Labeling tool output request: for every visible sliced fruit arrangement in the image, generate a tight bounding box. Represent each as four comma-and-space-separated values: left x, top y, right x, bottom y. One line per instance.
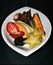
23, 33, 42, 48
6, 9, 46, 49
13, 9, 32, 25
6, 22, 24, 38
16, 21, 34, 34
33, 13, 45, 38
15, 23, 27, 38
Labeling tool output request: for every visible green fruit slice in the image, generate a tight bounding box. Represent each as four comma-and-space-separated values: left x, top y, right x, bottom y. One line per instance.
16, 21, 34, 34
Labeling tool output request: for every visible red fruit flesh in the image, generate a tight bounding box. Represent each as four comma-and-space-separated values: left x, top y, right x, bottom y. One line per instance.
6, 22, 19, 34
10, 31, 24, 38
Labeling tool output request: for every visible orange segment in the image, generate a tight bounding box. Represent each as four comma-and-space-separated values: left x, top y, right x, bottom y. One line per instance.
16, 23, 27, 38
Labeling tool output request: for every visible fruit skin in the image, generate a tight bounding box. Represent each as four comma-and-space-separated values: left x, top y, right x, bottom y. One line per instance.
30, 20, 35, 29
16, 23, 27, 38
14, 36, 26, 46
6, 22, 19, 34
10, 31, 24, 38
16, 21, 34, 34
13, 9, 32, 26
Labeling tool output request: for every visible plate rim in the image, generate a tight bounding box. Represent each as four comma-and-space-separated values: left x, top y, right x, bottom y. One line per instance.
1, 6, 52, 57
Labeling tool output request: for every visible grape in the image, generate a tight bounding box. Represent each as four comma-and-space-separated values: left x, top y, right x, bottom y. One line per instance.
14, 36, 26, 46
13, 9, 32, 26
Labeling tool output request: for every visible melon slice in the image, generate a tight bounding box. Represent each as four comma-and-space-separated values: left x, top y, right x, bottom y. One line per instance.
33, 13, 44, 32
16, 23, 27, 38
16, 21, 34, 34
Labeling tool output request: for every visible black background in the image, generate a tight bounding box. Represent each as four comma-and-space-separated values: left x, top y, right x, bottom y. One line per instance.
0, 0, 53, 64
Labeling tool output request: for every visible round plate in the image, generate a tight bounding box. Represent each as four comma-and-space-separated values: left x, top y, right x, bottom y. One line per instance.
1, 6, 52, 56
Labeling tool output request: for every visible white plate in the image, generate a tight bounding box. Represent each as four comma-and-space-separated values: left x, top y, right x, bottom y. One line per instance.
1, 6, 52, 57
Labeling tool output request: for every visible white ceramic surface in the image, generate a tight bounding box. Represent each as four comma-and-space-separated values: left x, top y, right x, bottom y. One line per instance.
1, 6, 52, 56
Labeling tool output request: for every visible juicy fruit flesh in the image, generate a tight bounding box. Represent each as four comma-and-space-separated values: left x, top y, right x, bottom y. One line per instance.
23, 33, 42, 48
13, 10, 45, 49
16, 21, 34, 34
15, 21, 44, 48
10, 31, 24, 38
6, 22, 19, 34
6, 22, 25, 38
33, 13, 44, 32
16, 23, 27, 38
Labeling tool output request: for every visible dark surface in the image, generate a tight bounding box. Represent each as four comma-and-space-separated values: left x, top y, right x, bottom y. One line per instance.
0, 0, 53, 64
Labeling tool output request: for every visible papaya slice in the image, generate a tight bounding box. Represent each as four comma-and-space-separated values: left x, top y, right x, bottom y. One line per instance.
33, 13, 44, 32
16, 23, 27, 38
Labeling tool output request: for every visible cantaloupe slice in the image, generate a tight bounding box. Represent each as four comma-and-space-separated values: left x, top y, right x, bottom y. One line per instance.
33, 13, 44, 32
33, 13, 45, 38
16, 23, 27, 38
